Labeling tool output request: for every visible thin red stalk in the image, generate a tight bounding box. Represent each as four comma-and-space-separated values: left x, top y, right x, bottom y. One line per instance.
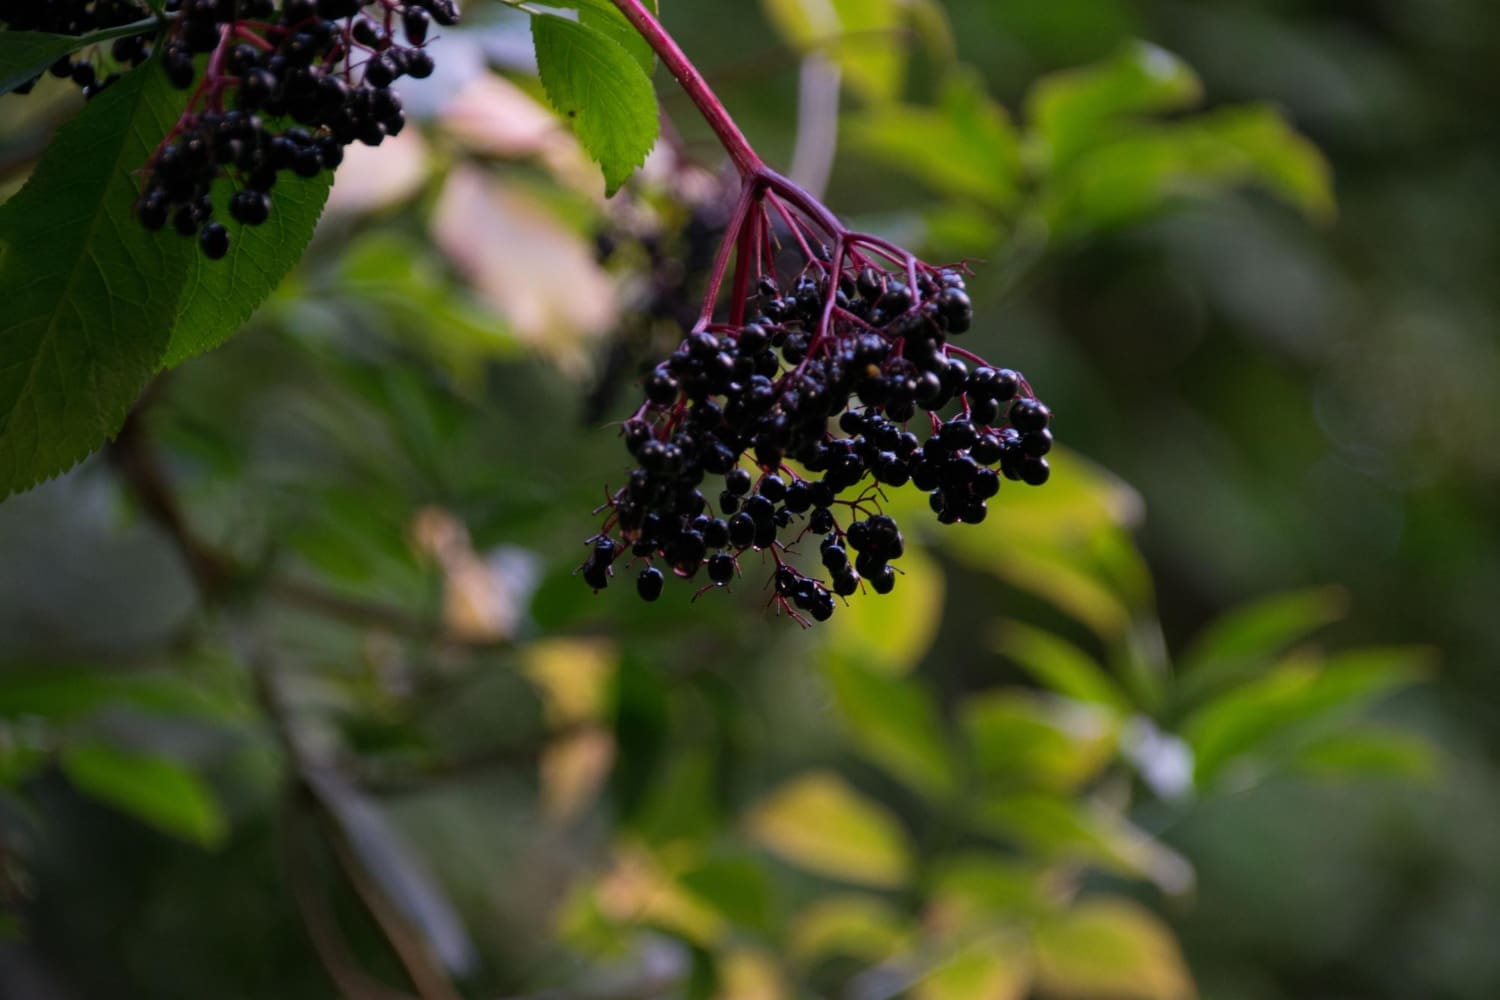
696, 182, 758, 329
607, 0, 763, 177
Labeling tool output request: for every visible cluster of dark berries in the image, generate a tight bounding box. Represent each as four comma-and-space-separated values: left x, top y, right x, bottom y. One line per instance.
131, 0, 456, 259
1, 0, 157, 98
583, 258, 1055, 625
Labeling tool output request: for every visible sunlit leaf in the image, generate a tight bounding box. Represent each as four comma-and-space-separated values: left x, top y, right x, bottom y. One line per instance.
928, 855, 1055, 927
915, 932, 1032, 1000
746, 771, 912, 888
763, 0, 908, 103
978, 792, 1193, 896
821, 652, 955, 798
61, 742, 226, 847
963, 691, 1120, 792
824, 540, 943, 675
787, 895, 908, 966
1033, 899, 1196, 1000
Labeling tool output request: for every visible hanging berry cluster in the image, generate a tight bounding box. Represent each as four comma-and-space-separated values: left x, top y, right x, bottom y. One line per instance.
131, 0, 456, 258
1, 0, 157, 98
583, 168, 1055, 624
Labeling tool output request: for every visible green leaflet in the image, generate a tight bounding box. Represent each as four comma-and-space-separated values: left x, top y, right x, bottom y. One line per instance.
532, 13, 659, 196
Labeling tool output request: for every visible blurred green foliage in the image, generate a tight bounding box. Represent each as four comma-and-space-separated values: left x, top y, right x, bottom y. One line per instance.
1, 0, 1495, 997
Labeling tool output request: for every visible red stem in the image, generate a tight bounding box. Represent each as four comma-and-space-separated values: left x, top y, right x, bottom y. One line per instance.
607, 0, 764, 177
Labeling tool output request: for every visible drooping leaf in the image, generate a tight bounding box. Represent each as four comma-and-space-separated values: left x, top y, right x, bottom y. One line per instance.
531, 13, 659, 196
745, 771, 912, 888
962, 691, 1120, 792
0, 60, 191, 498
0, 21, 158, 97
821, 651, 955, 798
163, 170, 333, 367
1033, 900, 1196, 1000
1176, 585, 1348, 706
61, 742, 226, 846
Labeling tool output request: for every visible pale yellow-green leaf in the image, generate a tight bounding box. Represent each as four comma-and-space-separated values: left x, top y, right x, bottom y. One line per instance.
787, 895, 908, 966
1033, 899, 1196, 1000
915, 931, 1032, 1000
1288, 728, 1441, 782
746, 771, 913, 888
978, 793, 1193, 896
928, 855, 1056, 927
963, 691, 1120, 792
821, 651, 955, 797
824, 539, 944, 675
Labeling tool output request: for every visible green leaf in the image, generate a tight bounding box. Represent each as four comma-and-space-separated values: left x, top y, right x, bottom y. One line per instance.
163, 170, 332, 367
1182, 647, 1433, 788
962, 691, 1119, 792
915, 934, 1032, 1000
787, 895, 908, 966
763, 0, 908, 102
824, 539, 944, 674
61, 741, 226, 846
993, 621, 1130, 710
532, 13, 659, 196
0, 666, 234, 722
848, 70, 1021, 208
0, 60, 191, 498
1025, 41, 1201, 169
821, 651, 954, 798
1041, 105, 1335, 237
0, 21, 159, 97
745, 771, 913, 888
576, 0, 656, 77
1033, 900, 1196, 1000
978, 792, 1193, 896
1176, 586, 1348, 706
1288, 727, 1440, 781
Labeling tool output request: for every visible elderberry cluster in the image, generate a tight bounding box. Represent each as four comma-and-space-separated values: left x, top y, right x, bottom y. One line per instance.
133, 0, 456, 258
583, 261, 1055, 624
1, 0, 157, 98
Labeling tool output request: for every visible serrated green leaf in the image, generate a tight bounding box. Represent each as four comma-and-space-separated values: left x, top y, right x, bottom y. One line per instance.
61, 741, 226, 846
0, 60, 192, 499
163, 170, 332, 367
0, 21, 159, 97
531, 13, 658, 196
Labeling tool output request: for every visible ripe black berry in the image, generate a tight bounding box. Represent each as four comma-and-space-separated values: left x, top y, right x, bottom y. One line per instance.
198, 222, 230, 259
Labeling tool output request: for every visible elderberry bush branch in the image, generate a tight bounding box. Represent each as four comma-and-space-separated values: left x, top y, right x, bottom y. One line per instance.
580, 0, 1056, 625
